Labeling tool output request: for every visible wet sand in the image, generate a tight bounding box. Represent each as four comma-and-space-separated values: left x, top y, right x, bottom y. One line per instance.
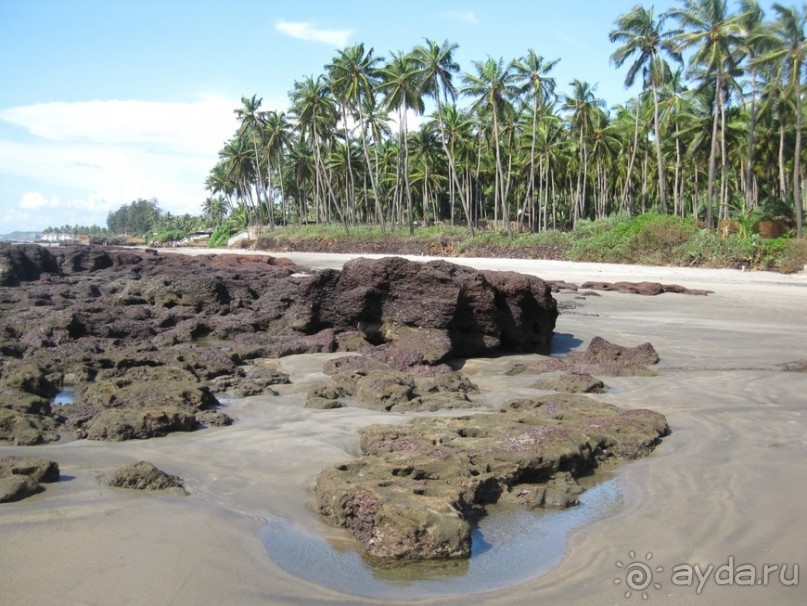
1, 253, 805, 605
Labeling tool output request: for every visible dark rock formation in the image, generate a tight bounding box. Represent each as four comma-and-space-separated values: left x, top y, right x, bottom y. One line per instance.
315, 394, 668, 560
1, 245, 562, 444
104, 461, 187, 494
288, 256, 558, 360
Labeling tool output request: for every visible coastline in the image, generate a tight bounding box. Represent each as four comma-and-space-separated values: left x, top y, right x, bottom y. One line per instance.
1, 250, 805, 605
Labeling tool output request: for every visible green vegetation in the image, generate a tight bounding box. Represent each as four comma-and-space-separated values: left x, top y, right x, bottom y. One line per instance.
201, 0, 805, 246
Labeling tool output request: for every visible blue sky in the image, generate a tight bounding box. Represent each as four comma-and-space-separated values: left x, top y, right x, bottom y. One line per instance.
0, 0, 751, 232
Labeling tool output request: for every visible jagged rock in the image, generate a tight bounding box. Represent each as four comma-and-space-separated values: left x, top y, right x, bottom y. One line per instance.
0, 409, 60, 445
316, 394, 668, 561
0, 475, 42, 503
289, 257, 557, 360
531, 372, 606, 394
86, 408, 197, 441
194, 410, 233, 426
312, 368, 480, 413
77, 365, 218, 412
6, 456, 60, 483
305, 397, 345, 410
104, 461, 187, 494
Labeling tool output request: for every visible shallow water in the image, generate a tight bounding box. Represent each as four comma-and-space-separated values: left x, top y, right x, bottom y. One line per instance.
260, 478, 623, 599
51, 389, 75, 405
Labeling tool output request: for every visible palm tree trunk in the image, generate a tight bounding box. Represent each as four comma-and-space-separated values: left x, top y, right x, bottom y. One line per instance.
706, 74, 721, 229
651, 81, 667, 213
779, 119, 788, 198
621, 95, 642, 209
794, 73, 804, 238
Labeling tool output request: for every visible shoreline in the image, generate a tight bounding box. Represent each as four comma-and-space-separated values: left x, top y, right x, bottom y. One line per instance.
1, 249, 805, 605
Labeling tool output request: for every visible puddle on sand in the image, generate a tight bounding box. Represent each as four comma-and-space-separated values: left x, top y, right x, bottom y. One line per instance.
260, 478, 622, 599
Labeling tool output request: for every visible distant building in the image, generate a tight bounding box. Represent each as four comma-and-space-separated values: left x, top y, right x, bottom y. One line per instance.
41, 233, 75, 242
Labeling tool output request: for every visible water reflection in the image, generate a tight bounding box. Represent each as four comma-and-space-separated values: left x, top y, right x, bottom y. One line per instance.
261, 478, 622, 598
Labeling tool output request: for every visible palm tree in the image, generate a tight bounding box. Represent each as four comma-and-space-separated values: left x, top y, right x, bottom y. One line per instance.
412, 39, 474, 232
234, 95, 269, 227
378, 50, 425, 235
263, 110, 292, 224
740, 0, 767, 209
462, 57, 518, 235
327, 43, 386, 233
669, 0, 745, 228
512, 50, 559, 230
564, 80, 605, 223
290, 75, 346, 230
756, 3, 807, 237
610, 5, 682, 214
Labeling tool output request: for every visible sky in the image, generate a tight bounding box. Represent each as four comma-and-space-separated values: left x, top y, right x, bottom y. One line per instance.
0, 0, 751, 232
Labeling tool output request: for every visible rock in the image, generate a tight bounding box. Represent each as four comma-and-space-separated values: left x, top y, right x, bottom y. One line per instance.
0, 244, 60, 286
0, 475, 42, 503
104, 461, 187, 494
781, 360, 807, 372
0, 409, 60, 445
531, 372, 605, 393
316, 395, 668, 560
580, 281, 711, 296
86, 408, 197, 441
194, 410, 233, 426
289, 257, 558, 360
7, 456, 60, 482
77, 365, 218, 412
566, 336, 659, 376
304, 397, 345, 410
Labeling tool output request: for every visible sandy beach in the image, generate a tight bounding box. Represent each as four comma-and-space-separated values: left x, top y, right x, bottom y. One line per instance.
1, 251, 805, 605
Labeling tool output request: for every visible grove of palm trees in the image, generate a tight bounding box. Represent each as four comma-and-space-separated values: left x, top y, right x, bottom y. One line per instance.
205, 0, 807, 270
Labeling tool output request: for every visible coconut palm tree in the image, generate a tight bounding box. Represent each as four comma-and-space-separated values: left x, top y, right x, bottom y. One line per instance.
669, 0, 745, 228
462, 57, 519, 235
412, 39, 474, 232
740, 0, 768, 209
289, 75, 346, 230
755, 3, 807, 237
327, 43, 387, 233
234, 95, 269, 227
564, 80, 605, 223
378, 50, 425, 234
512, 50, 560, 230
263, 110, 292, 224
610, 5, 682, 213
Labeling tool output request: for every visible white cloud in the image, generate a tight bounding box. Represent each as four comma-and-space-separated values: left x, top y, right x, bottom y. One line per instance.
447, 10, 478, 25
275, 20, 353, 47
0, 95, 287, 230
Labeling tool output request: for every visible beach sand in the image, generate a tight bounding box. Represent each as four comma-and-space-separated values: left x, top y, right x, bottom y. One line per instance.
1, 253, 805, 605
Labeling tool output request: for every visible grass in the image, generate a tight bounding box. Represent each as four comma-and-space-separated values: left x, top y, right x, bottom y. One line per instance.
225, 214, 806, 273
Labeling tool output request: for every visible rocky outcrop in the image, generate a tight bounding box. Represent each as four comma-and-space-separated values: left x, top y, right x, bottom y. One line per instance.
580, 281, 712, 296
531, 372, 605, 393
512, 337, 660, 379
307, 364, 480, 413
0, 456, 59, 503
289, 257, 558, 360
1, 246, 562, 444
104, 461, 187, 494
85, 408, 197, 441
316, 394, 668, 560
